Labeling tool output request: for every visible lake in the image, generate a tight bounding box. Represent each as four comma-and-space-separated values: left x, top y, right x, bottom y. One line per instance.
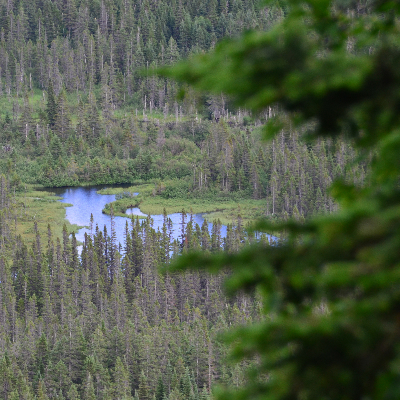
50, 186, 228, 247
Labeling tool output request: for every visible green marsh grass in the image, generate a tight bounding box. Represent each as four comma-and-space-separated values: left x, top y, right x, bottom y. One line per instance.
100, 183, 268, 224
15, 187, 83, 246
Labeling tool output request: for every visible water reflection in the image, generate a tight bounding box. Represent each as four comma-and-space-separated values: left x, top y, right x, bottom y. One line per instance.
126, 207, 147, 217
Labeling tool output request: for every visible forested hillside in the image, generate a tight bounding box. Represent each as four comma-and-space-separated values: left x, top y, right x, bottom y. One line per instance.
0, 0, 275, 96
0, 0, 274, 120
0, 174, 267, 399
0, 0, 366, 220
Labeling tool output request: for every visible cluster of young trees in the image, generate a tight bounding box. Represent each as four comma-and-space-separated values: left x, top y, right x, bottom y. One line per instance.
190, 123, 366, 217
0, 174, 267, 399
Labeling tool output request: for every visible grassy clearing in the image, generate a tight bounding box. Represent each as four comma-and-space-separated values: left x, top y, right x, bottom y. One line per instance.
199, 201, 269, 225
0, 87, 182, 130
15, 187, 83, 246
100, 183, 267, 224
97, 184, 149, 196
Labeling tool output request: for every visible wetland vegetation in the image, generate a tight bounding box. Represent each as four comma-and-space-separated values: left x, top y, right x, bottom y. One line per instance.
99, 182, 269, 225
13, 185, 82, 246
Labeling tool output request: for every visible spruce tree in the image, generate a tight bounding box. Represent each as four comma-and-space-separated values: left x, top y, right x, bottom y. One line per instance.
113, 357, 132, 400
155, 377, 165, 400
138, 371, 150, 400
46, 81, 57, 129
83, 372, 96, 400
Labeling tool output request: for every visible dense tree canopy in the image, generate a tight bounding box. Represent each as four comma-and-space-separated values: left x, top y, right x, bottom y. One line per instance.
0, 175, 265, 400
161, 0, 400, 398
1, 0, 398, 399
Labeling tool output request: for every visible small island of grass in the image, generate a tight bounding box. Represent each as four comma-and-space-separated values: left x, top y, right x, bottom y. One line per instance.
99, 180, 269, 225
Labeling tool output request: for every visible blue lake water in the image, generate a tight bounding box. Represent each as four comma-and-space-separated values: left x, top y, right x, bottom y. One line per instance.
50, 186, 228, 247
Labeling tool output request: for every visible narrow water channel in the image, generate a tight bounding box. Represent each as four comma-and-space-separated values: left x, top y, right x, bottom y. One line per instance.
50, 186, 228, 247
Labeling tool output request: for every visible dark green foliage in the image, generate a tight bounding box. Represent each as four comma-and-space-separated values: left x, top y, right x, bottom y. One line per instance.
36, 334, 49, 378
46, 82, 57, 128
159, 0, 400, 398
156, 377, 166, 400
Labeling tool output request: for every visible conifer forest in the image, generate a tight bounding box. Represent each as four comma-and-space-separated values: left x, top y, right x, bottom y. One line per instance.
0, 0, 379, 399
